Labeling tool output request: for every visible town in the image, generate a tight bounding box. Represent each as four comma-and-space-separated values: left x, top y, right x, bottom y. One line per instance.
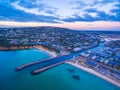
0, 26, 99, 54
0, 26, 120, 87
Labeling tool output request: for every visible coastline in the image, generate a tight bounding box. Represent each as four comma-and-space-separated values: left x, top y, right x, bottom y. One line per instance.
66, 61, 120, 88
0, 45, 57, 57
1, 45, 119, 88
0, 46, 34, 50
34, 46, 57, 57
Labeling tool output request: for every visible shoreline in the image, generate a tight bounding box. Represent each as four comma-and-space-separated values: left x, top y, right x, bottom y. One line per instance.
34, 46, 57, 57
66, 61, 120, 88
1, 46, 120, 88
0, 45, 57, 57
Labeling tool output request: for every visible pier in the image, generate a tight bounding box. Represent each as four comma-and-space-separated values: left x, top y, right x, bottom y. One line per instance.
16, 54, 76, 73
31, 61, 65, 75
15, 57, 55, 71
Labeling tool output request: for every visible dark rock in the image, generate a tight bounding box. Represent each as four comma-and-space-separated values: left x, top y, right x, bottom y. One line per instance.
72, 75, 80, 80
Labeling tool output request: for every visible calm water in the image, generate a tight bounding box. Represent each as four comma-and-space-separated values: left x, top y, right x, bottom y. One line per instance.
0, 49, 120, 90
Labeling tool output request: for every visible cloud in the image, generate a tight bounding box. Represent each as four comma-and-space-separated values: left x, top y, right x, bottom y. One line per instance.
11, 1, 58, 16
63, 0, 120, 22
63, 10, 120, 22
84, 8, 98, 12
0, 0, 60, 23
0, 0, 120, 23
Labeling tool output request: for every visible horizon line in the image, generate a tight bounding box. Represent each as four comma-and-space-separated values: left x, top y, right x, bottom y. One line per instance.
0, 25, 120, 31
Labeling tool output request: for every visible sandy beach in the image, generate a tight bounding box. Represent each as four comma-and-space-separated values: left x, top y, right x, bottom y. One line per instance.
34, 46, 57, 57
0, 45, 57, 57
66, 61, 120, 88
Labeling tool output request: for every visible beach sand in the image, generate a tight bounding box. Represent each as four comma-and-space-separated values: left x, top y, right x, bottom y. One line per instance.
35, 46, 57, 57
66, 61, 120, 88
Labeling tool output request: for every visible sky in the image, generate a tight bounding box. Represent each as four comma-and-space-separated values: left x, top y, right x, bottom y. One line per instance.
0, 0, 120, 30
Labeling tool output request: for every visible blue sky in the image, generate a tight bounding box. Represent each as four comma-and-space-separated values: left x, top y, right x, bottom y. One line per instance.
0, 0, 120, 30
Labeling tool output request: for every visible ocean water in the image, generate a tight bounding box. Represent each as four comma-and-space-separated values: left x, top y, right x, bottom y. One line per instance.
0, 49, 120, 90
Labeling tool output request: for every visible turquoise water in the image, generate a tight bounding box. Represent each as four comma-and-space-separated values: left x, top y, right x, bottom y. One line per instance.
0, 49, 120, 90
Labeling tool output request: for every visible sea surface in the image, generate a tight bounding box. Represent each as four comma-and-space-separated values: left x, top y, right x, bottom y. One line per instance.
0, 49, 120, 90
